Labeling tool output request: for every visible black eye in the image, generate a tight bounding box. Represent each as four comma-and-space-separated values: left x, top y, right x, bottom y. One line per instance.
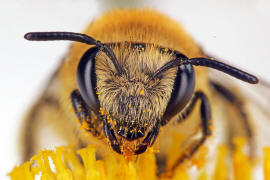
163, 64, 195, 120
76, 47, 100, 113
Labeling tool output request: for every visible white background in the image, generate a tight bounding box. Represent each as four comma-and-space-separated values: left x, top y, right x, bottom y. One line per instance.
0, 0, 270, 179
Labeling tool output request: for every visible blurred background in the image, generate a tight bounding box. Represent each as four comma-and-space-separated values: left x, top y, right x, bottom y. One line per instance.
0, 0, 269, 179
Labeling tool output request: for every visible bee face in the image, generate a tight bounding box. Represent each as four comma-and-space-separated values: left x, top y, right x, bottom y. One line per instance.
77, 42, 196, 155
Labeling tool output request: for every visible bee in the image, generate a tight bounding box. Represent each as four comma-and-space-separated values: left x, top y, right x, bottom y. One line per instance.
21, 9, 263, 173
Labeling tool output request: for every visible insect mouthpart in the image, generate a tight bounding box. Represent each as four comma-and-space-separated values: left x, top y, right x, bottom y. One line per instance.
103, 121, 159, 155
116, 127, 145, 141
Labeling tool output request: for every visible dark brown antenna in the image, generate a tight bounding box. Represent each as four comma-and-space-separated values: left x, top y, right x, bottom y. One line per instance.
24, 32, 122, 74
153, 56, 258, 84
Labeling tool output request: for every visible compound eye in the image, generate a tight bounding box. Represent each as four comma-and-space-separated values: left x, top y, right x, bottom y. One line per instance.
76, 47, 99, 113
163, 64, 195, 120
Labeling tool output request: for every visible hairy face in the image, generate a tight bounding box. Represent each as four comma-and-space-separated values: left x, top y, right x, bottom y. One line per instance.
95, 43, 177, 154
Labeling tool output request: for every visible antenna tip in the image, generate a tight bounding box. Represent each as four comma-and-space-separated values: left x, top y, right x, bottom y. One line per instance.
24, 32, 33, 40
250, 76, 259, 84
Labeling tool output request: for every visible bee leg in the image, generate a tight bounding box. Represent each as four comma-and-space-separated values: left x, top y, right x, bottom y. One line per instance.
21, 99, 56, 161
171, 91, 211, 172
20, 96, 67, 162
210, 81, 254, 155
71, 90, 103, 137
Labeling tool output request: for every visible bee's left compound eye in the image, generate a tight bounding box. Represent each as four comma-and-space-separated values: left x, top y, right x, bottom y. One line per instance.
163, 64, 195, 120
76, 47, 100, 113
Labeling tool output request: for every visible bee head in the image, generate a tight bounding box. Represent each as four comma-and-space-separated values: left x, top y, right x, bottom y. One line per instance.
77, 42, 196, 155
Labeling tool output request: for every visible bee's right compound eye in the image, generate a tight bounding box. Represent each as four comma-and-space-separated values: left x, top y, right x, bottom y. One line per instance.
76, 47, 100, 113
163, 64, 195, 120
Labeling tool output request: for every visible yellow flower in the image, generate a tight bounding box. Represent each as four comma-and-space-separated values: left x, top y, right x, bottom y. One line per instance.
8, 138, 270, 180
